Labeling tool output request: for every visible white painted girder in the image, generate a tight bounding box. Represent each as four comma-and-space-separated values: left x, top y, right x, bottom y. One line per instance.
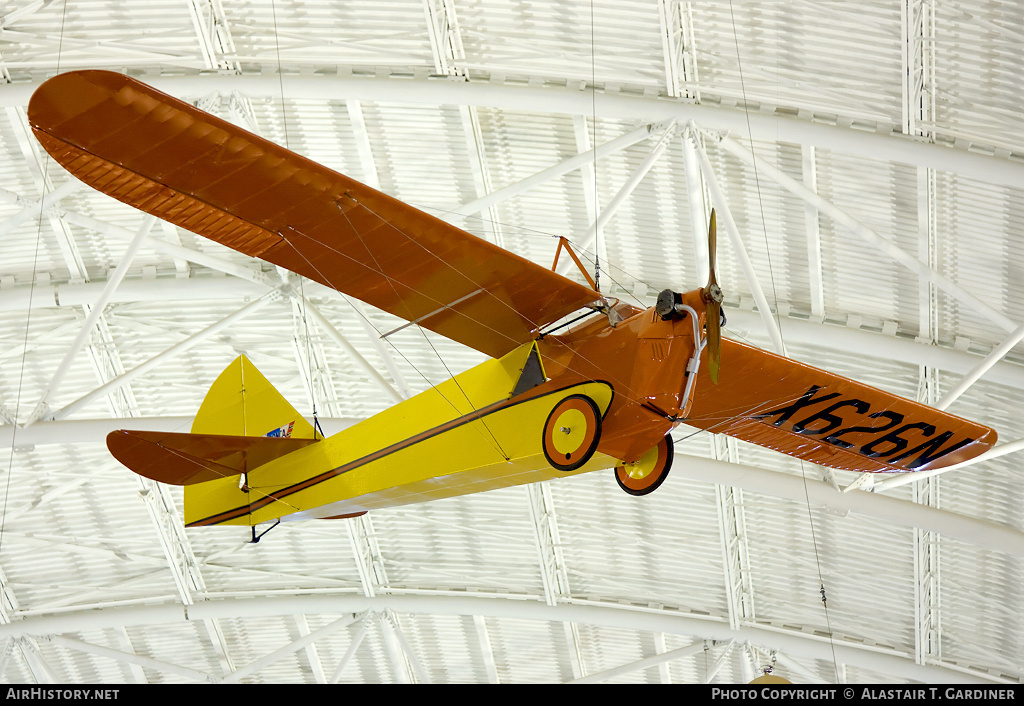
47, 290, 282, 422
561, 119, 678, 273
25, 216, 155, 427
3, 410, 1022, 560
452, 122, 659, 219
569, 640, 706, 684
0, 592, 1006, 684
17, 216, 1016, 453
6, 72, 1024, 189
688, 127, 786, 355
711, 131, 1020, 335
47, 633, 211, 682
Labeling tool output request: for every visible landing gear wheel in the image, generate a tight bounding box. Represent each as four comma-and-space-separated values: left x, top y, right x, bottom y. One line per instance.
542, 394, 602, 472
615, 435, 674, 496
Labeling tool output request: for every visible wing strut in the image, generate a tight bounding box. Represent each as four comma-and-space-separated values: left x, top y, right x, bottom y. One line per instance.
551, 237, 597, 291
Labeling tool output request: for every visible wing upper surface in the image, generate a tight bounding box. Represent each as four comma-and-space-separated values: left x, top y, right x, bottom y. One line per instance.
686, 339, 997, 473
28, 70, 600, 358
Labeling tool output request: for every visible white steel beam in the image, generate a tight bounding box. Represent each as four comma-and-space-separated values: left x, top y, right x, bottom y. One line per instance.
526, 483, 570, 607
802, 145, 825, 320
6, 74, 1024, 190
25, 216, 155, 426
6, 106, 87, 281
935, 320, 1024, 411
0, 593, 1004, 684
15, 638, 57, 683
871, 437, 1024, 493
560, 121, 678, 276
715, 444, 754, 632
701, 640, 736, 684
297, 293, 408, 402
525, 481, 587, 678
658, 0, 700, 100
473, 614, 499, 683
345, 100, 381, 190
712, 132, 1019, 334
722, 307, 1024, 390
911, 161, 942, 671
46, 634, 211, 682
347, 514, 390, 599
913, 477, 941, 666
60, 210, 276, 287
451, 123, 659, 218
569, 641, 706, 684
46, 290, 282, 421
186, 0, 240, 73
383, 611, 428, 683
572, 115, 602, 282
218, 614, 357, 684
901, 0, 935, 139
9, 276, 1024, 391
329, 611, 373, 683
137, 478, 198, 606
688, 128, 785, 354
681, 126, 710, 285
459, 104, 504, 248
287, 289, 340, 420
673, 451, 1024, 558
380, 611, 414, 683
0, 178, 80, 238
0, 1, 58, 29
422, 0, 465, 77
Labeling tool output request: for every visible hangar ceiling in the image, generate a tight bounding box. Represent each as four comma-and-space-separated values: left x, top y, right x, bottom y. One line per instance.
1, 0, 1023, 684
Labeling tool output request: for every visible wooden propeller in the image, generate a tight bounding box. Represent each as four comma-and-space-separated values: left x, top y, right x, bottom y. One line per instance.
703, 210, 724, 384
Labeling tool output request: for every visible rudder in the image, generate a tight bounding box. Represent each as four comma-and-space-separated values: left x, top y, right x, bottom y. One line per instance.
191, 355, 316, 438
185, 356, 315, 527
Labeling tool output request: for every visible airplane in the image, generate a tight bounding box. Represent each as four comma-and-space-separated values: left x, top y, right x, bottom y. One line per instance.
26, 70, 998, 534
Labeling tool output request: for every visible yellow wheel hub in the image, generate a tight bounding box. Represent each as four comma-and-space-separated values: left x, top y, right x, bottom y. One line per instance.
551, 408, 588, 455
623, 444, 660, 480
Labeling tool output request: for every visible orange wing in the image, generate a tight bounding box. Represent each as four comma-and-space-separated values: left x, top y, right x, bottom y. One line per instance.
686, 339, 997, 473
28, 70, 600, 359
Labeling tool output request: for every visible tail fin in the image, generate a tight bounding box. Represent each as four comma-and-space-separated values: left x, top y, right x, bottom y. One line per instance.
184, 355, 315, 526
191, 355, 315, 439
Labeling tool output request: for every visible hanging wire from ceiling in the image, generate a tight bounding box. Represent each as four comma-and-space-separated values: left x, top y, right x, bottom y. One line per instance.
1, 0, 70, 558
590, 0, 602, 295
726, 0, 840, 681
270, 0, 325, 442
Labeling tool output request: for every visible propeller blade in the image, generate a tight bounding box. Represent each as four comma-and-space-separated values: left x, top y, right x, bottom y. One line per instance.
703, 209, 723, 384
707, 300, 721, 384
707, 209, 717, 286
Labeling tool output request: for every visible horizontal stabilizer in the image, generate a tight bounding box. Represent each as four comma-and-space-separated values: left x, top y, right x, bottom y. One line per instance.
107, 429, 318, 486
